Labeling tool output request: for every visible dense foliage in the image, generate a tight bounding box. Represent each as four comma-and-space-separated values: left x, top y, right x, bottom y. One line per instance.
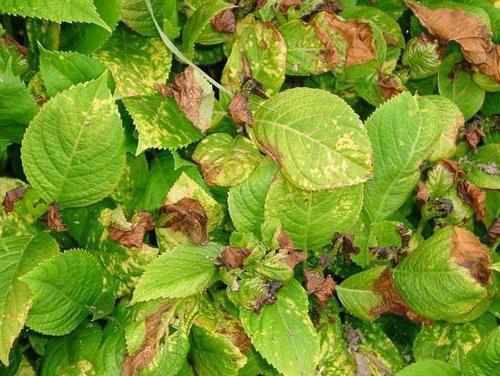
0, 0, 499, 375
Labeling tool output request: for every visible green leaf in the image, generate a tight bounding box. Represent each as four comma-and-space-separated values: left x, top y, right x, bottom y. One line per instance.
0, 63, 37, 127
396, 360, 460, 376
191, 326, 246, 376
280, 19, 331, 76
193, 134, 262, 187
39, 47, 106, 96
132, 243, 220, 303
21, 250, 105, 336
336, 266, 385, 321
228, 158, 278, 235
123, 95, 202, 155
264, 173, 363, 250
438, 52, 485, 121
240, 280, 319, 376
221, 20, 286, 96
21, 74, 126, 208
0, 233, 59, 366
461, 144, 500, 190
462, 326, 500, 376
95, 27, 172, 98
40, 322, 102, 376
393, 226, 491, 322
252, 88, 373, 191
413, 314, 497, 369
181, 0, 233, 58
0, 0, 110, 30
121, 0, 166, 36
363, 92, 440, 222
60, 0, 121, 53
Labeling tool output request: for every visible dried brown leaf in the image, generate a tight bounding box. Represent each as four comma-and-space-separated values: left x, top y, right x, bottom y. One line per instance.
2, 185, 28, 214
488, 218, 500, 245
378, 74, 405, 100
159, 197, 208, 244
439, 159, 465, 179
279, 0, 302, 13
457, 180, 486, 221
212, 9, 236, 33
415, 181, 429, 205
109, 212, 154, 248
332, 232, 360, 262
407, 1, 500, 83
228, 92, 253, 126
464, 121, 485, 152
451, 226, 492, 285
304, 270, 336, 307
254, 281, 283, 312
217, 247, 251, 269
44, 203, 66, 232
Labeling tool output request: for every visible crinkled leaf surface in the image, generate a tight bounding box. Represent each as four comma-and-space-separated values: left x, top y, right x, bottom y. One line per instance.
132, 243, 220, 303
240, 279, 319, 376
252, 88, 372, 191
21, 75, 126, 208
462, 326, 500, 376
21, 250, 104, 336
264, 173, 363, 250
0, 233, 59, 366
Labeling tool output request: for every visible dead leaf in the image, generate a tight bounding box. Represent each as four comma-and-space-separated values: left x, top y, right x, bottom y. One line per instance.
278, 231, 295, 252
277, 232, 306, 268
109, 211, 154, 248
304, 270, 336, 307
332, 232, 360, 262
254, 281, 284, 312
212, 9, 236, 33
2, 185, 28, 214
457, 180, 486, 221
228, 92, 253, 126
159, 197, 208, 244
439, 159, 465, 180
415, 181, 429, 205
452, 226, 492, 285
43, 203, 66, 232
123, 304, 172, 376
279, 0, 302, 13
321, 12, 376, 66
373, 268, 431, 323
217, 247, 251, 269
378, 74, 405, 99
407, 1, 500, 83
154, 83, 174, 98
488, 218, 500, 245
464, 121, 485, 152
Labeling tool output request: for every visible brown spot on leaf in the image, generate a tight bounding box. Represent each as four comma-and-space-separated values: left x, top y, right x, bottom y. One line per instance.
451, 226, 492, 285
159, 197, 208, 244
254, 281, 284, 312
277, 231, 306, 268
457, 180, 486, 221
373, 268, 431, 323
378, 74, 405, 100
321, 12, 376, 66
407, 1, 500, 83
154, 83, 174, 98
304, 270, 336, 307
228, 92, 253, 126
2, 185, 28, 214
439, 159, 465, 180
217, 247, 251, 269
43, 203, 66, 232
123, 304, 171, 376
212, 9, 236, 33
383, 32, 398, 46
464, 121, 485, 152
217, 317, 252, 353
488, 218, 500, 245
279, 0, 302, 13
369, 246, 398, 260
109, 212, 154, 248
278, 231, 295, 252
332, 232, 360, 262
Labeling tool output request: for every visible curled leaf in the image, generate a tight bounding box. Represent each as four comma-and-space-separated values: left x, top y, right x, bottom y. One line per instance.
457, 180, 486, 222
159, 197, 208, 244
2, 185, 28, 214
43, 203, 66, 232
109, 211, 154, 248
211, 9, 236, 33
464, 120, 485, 152
217, 247, 251, 269
377, 74, 405, 100
304, 270, 336, 308
332, 232, 360, 262
228, 92, 253, 126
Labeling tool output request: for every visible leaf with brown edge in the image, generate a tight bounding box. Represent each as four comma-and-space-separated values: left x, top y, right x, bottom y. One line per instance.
43, 203, 66, 232
464, 120, 485, 152
283, 248, 307, 269
109, 211, 154, 248
451, 226, 492, 286
407, 1, 500, 83
211, 9, 236, 33
488, 218, 500, 245
216, 246, 251, 269
2, 185, 28, 214
457, 180, 486, 221
415, 181, 430, 205
332, 232, 360, 263
377, 74, 405, 100
304, 270, 336, 308
373, 268, 431, 324
159, 197, 208, 244
228, 92, 253, 126
439, 160, 465, 180
279, 0, 302, 13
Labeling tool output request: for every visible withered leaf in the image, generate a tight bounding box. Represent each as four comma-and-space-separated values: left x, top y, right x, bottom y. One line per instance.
217, 246, 251, 269
439, 159, 465, 179
212, 9, 237, 33
254, 280, 284, 312
415, 181, 429, 205
159, 197, 208, 244
314, 23, 339, 68
369, 246, 398, 260
109, 211, 154, 248
2, 185, 28, 214
457, 180, 486, 221
278, 231, 295, 252
279, 0, 302, 13
154, 83, 174, 98
283, 248, 307, 268
228, 92, 253, 126
407, 1, 500, 83
396, 224, 411, 249
321, 12, 376, 66
377, 75, 405, 100
488, 218, 500, 245
216, 316, 252, 353
304, 270, 336, 307
463, 121, 485, 152
451, 226, 492, 285
373, 268, 431, 323
123, 304, 172, 376
332, 232, 360, 262
43, 203, 66, 232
